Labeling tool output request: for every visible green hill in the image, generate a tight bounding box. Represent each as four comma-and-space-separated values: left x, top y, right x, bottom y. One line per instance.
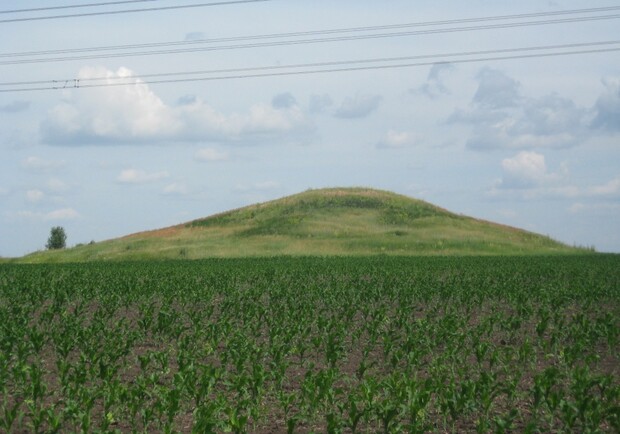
20, 187, 587, 262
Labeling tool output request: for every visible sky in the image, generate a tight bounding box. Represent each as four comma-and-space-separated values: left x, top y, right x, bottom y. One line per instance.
0, 0, 619, 257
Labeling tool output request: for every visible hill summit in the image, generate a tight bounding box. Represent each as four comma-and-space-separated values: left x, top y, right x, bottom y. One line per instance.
24, 187, 584, 262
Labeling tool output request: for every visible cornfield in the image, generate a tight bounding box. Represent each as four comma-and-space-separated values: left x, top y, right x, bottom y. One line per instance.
1, 256, 618, 433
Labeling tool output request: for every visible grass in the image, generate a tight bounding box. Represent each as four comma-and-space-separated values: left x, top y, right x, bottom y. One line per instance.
18, 187, 590, 263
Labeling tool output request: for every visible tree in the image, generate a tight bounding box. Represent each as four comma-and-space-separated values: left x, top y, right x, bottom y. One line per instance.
46, 226, 67, 250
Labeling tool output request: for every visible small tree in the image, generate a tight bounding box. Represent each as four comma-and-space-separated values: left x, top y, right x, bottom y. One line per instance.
46, 226, 67, 250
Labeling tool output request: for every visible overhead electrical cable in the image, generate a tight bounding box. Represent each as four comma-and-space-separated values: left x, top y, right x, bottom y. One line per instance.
0, 1, 159, 15
1, 13, 619, 66
0, 0, 272, 23
2, 5, 619, 59
2, 42, 618, 93
2, 40, 617, 88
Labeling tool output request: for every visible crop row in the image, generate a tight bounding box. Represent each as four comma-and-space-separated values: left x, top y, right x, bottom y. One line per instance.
0, 256, 619, 432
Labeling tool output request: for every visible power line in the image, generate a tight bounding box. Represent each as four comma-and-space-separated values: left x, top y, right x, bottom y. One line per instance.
0, 1, 159, 15
0, 0, 272, 24
3, 5, 619, 59
2, 13, 619, 66
2, 43, 618, 93
2, 41, 617, 87
64, 48, 620, 86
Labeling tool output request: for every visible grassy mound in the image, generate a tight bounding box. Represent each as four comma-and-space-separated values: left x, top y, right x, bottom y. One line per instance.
19, 187, 587, 262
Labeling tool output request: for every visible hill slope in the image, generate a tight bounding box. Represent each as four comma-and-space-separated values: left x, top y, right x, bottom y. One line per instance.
21, 187, 586, 262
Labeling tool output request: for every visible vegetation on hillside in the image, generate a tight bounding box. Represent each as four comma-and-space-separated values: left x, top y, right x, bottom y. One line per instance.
189, 188, 450, 234
19, 188, 589, 263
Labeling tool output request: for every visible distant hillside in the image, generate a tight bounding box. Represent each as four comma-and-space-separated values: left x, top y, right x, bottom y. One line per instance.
20, 187, 588, 262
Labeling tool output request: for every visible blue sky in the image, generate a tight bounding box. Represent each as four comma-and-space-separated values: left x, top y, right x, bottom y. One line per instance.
1, 0, 619, 256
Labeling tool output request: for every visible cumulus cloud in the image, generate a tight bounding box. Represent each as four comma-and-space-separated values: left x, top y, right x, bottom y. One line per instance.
15, 208, 80, 221
377, 130, 420, 149
21, 156, 65, 171
194, 147, 229, 162
449, 68, 587, 150
26, 190, 44, 202
473, 68, 521, 109
569, 202, 587, 213
490, 151, 581, 199
514, 100, 584, 148
47, 178, 69, 193
334, 94, 382, 119
184, 32, 206, 41
569, 202, 620, 214
272, 92, 297, 109
47, 208, 80, 220
24, 183, 68, 204
589, 177, 620, 196
43, 67, 177, 144
413, 63, 454, 98
162, 183, 189, 196
117, 169, 169, 184
177, 94, 198, 106
41, 66, 312, 146
499, 152, 551, 188
487, 153, 620, 202
234, 181, 280, 192
308, 94, 333, 114
591, 77, 620, 132
0, 100, 30, 113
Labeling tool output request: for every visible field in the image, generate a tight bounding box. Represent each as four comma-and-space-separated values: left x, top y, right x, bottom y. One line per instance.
1, 256, 619, 433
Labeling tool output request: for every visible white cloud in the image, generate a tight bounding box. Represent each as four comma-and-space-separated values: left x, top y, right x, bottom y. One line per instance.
592, 77, 620, 132
589, 178, 620, 196
162, 183, 189, 196
413, 63, 454, 98
117, 169, 169, 184
514, 94, 585, 138
194, 148, 229, 162
334, 94, 382, 119
377, 130, 420, 149
449, 68, 587, 150
43, 67, 179, 143
47, 178, 69, 193
495, 151, 567, 190
22, 156, 65, 171
554, 176, 620, 199
473, 68, 521, 109
234, 181, 280, 192
0, 100, 30, 113
15, 208, 80, 221
47, 208, 80, 220
569, 202, 587, 213
486, 152, 620, 202
0, 187, 9, 196
500, 151, 548, 188
272, 92, 297, 109
569, 202, 620, 214
26, 189, 44, 202
41, 66, 311, 146
184, 32, 206, 41
308, 94, 333, 114
545, 186, 581, 198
